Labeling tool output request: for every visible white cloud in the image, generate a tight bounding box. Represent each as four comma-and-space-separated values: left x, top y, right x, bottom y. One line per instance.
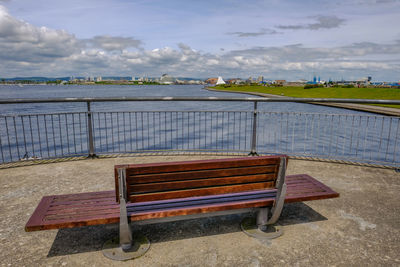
0, 5, 399, 81
276, 15, 345, 31
227, 28, 281, 37
85, 35, 142, 51
0, 5, 80, 62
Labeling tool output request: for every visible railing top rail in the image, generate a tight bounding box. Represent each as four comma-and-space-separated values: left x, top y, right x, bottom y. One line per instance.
0, 96, 400, 105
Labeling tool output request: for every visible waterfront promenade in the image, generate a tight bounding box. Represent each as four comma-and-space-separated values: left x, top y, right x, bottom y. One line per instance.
0, 155, 398, 266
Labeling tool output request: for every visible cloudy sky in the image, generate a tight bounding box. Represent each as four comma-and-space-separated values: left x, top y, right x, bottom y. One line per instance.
0, 0, 400, 81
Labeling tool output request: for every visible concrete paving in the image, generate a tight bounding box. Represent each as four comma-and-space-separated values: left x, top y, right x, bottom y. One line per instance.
0, 155, 399, 266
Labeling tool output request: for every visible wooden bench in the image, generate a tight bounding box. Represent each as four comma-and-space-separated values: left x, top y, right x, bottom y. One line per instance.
25, 155, 339, 260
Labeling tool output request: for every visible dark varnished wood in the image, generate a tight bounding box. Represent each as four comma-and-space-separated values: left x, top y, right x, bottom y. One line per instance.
129, 198, 274, 222
129, 191, 278, 213
25, 196, 54, 232
119, 156, 282, 176
25, 174, 339, 232
118, 156, 282, 202
127, 165, 277, 184
115, 156, 282, 201
129, 181, 276, 202
129, 174, 276, 194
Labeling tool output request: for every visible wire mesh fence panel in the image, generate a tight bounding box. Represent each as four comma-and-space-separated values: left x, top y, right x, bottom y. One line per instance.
91, 111, 252, 153
0, 109, 399, 167
0, 113, 88, 162
256, 112, 400, 165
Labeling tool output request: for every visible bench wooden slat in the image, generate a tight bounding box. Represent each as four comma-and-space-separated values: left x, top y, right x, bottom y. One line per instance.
129, 198, 275, 221
48, 201, 118, 212
44, 191, 278, 220
116, 156, 284, 202
127, 165, 278, 184
52, 194, 115, 203
37, 213, 121, 230
44, 209, 120, 221
49, 198, 115, 208
129, 174, 276, 194
47, 204, 119, 215
118, 156, 281, 176
25, 174, 339, 232
121, 156, 282, 203
52, 190, 115, 201
129, 181, 275, 202
129, 190, 278, 213
25, 196, 54, 231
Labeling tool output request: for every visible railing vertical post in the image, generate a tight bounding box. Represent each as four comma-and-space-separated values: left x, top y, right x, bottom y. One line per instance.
249, 101, 259, 156
87, 101, 96, 158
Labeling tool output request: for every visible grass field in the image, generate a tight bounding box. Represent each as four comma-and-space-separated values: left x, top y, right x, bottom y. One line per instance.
213, 85, 400, 108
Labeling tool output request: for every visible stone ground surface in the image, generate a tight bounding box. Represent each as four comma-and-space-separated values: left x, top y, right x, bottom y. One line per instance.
0, 155, 399, 266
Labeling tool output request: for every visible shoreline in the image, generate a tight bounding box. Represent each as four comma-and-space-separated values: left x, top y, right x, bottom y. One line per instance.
205, 86, 400, 116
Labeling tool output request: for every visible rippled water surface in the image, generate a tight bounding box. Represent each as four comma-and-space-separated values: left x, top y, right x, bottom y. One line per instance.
0, 84, 371, 115
0, 84, 398, 166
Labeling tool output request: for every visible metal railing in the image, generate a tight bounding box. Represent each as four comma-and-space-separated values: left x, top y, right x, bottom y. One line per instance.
0, 97, 399, 167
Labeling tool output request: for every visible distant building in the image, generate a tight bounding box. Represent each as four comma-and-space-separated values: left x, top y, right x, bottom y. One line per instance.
95, 76, 102, 82
256, 76, 264, 83
226, 78, 242, 85
216, 76, 226, 85
286, 79, 307, 86
160, 74, 175, 84
131, 76, 136, 81
263, 79, 274, 85
274, 80, 286, 85
205, 77, 218, 84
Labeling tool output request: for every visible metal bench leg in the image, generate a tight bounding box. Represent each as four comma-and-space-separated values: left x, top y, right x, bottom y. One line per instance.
119, 197, 133, 251
241, 157, 286, 240
257, 207, 269, 231
102, 168, 150, 261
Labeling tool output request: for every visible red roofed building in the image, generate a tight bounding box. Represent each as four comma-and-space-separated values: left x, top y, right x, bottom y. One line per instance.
205, 78, 218, 84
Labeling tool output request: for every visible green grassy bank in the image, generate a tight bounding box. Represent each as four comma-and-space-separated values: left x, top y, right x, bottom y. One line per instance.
212, 84, 400, 108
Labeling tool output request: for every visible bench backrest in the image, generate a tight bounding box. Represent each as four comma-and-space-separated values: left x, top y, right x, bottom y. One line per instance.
114, 155, 287, 203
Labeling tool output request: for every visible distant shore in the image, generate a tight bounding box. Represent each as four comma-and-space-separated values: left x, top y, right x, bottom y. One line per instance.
205, 86, 400, 116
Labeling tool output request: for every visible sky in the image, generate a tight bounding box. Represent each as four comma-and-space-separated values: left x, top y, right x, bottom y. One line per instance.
0, 0, 400, 81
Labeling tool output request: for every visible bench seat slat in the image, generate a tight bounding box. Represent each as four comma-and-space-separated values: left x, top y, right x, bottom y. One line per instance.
49, 198, 115, 208
44, 192, 278, 221
44, 209, 120, 221
52, 190, 115, 201
46, 204, 120, 215
37, 213, 121, 230
25, 174, 339, 232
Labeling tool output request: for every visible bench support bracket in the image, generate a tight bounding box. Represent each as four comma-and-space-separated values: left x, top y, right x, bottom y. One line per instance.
241, 157, 286, 240
102, 168, 150, 261
118, 168, 133, 250
266, 157, 287, 225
